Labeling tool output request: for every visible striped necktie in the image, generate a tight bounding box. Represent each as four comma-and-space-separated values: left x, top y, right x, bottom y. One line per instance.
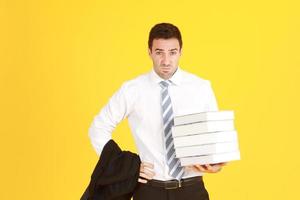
159, 80, 184, 180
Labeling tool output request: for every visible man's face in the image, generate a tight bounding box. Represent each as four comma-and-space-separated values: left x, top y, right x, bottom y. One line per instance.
148, 38, 181, 80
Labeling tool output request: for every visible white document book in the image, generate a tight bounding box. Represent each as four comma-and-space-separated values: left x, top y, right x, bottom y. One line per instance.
173, 130, 238, 148
179, 151, 241, 166
174, 110, 234, 126
175, 141, 239, 158
172, 120, 235, 137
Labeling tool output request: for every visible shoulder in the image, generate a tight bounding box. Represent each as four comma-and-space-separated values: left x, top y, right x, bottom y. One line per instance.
119, 72, 149, 93
180, 68, 212, 87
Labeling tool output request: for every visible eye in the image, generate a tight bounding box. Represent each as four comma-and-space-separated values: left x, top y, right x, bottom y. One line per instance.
170, 51, 177, 55
155, 52, 162, 55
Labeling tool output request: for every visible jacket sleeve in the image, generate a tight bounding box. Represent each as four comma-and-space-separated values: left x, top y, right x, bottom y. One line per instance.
88, 83, 132, 156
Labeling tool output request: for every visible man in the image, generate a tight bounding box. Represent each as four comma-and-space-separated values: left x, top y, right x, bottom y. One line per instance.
89, 23, 226, 200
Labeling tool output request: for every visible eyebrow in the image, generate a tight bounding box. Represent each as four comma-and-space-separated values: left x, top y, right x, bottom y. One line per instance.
154, 48, 179, 52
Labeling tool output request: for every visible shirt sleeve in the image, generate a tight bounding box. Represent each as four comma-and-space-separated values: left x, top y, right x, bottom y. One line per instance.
88, 83, 131, 156
204, 81, 219, 111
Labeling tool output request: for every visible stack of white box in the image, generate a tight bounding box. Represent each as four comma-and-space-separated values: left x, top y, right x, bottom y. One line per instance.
171, 110, 240, 166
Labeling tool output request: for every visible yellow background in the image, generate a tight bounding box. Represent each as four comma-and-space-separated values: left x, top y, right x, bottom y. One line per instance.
1, 0, 299, 199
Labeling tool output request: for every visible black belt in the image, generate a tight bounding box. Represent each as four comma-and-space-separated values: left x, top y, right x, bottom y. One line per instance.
146, 176, 203, 190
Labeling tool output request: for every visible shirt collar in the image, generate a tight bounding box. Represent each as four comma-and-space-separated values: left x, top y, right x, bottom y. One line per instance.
149, 66, 182, 86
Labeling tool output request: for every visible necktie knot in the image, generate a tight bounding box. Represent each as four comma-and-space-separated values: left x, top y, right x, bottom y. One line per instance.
159, 80, 172, 89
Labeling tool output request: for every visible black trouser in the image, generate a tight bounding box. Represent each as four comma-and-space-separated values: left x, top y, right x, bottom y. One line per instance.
133, 180, 209, 200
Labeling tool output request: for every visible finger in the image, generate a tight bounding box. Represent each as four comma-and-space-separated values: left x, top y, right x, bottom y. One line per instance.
212, 162, 227, 166
211, 165, 222, 173
204, 164, 222, 173
138, 178, 148, 183
194, 164, 207, 172
219, 162, 227, 166
213, 166, 222, 173
140, 164, 155, 175
139, 171, 154, 180
141, 162, 154, 169
205, 164, 213, 171
140, 168, 156, 178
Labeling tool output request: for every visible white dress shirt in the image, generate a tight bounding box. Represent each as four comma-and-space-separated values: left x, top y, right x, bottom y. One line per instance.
89, 66, 219, 180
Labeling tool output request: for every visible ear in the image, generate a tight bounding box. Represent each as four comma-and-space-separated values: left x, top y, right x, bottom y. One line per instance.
148, 48, 152, 56
179, 48, 183, 56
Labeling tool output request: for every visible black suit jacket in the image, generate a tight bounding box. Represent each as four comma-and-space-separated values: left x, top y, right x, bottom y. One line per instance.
81, 140, 141, 200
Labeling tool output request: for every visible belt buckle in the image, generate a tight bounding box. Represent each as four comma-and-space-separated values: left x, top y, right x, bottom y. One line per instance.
165, 180, 182, 190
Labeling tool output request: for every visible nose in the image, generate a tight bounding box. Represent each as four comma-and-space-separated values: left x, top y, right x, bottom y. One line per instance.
161, 54, 170, 66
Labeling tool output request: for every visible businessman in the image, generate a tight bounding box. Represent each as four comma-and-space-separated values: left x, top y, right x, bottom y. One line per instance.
89, 23, 226, 200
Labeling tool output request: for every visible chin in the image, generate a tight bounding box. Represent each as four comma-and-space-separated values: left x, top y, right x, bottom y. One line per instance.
160, 73, 172, 79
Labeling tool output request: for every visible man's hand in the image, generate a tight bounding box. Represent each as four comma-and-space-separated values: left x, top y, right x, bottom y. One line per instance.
138, 162, 156, 183
192, 162, 227, 173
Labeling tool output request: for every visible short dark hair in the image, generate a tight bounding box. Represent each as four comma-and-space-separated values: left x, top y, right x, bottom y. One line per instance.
148, 23, 182, 51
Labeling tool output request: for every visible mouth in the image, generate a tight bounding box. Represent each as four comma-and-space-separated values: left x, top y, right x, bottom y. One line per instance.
161, 66, 171, 70
161, 68, 171, 73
